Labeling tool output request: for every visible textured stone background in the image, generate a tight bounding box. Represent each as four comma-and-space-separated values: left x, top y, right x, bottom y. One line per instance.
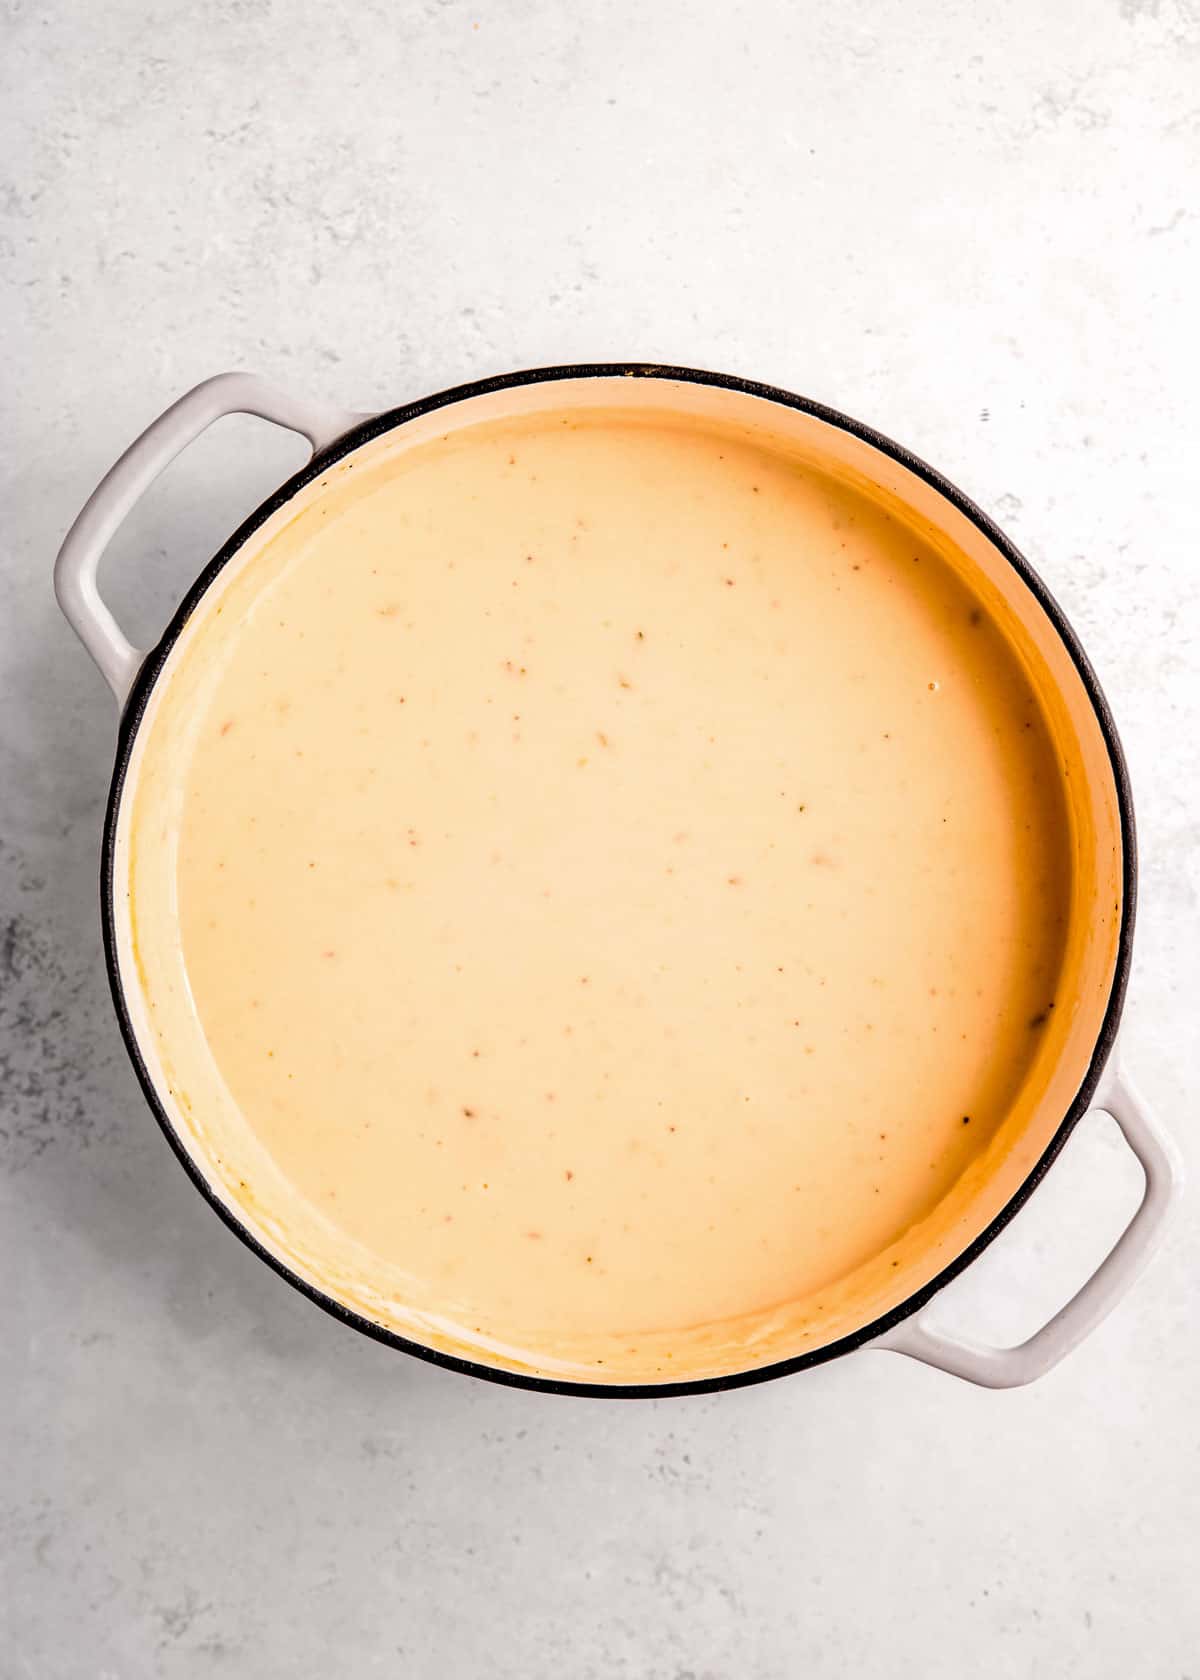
2, 2, 1198, 1675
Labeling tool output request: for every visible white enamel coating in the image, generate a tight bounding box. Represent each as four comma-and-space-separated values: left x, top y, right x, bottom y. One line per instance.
54, 371, 1182, 1388
53, 372, 365, 706
874, 1058, 1183, 1386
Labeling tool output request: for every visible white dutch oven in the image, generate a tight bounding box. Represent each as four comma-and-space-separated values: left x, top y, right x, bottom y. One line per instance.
55, 366, 1182, 1395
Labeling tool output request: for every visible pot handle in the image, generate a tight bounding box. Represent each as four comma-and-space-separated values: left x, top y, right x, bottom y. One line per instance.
54, 372, 364, 706
873, 1061, 1182, 1387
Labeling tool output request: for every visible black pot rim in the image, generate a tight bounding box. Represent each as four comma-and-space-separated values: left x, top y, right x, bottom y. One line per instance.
100, 361, 1135, 1399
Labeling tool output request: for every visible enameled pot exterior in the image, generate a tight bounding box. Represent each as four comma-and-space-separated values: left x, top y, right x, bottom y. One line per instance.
55, 366, 1183, 1394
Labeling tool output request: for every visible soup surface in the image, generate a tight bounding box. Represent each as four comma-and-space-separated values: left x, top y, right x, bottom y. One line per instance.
129, 408, 1072, 1377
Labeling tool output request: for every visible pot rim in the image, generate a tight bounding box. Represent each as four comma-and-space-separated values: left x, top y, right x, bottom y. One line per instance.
100, 361, 1136, 1398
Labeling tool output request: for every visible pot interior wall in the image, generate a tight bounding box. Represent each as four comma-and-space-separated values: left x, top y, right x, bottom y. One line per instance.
109, 373, 1125, 1386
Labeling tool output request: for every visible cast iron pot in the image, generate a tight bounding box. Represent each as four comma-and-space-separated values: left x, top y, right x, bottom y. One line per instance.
54, 365, 1182, 1395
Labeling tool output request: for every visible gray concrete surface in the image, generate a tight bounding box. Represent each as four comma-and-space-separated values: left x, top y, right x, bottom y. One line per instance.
3, 2, 1198, 1675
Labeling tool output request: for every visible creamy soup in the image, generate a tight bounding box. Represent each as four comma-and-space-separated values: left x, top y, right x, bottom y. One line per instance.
126, 407, 1075, 1380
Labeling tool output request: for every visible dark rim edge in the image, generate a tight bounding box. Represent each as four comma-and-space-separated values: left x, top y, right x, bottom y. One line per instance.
99, 361, 1136, 1399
